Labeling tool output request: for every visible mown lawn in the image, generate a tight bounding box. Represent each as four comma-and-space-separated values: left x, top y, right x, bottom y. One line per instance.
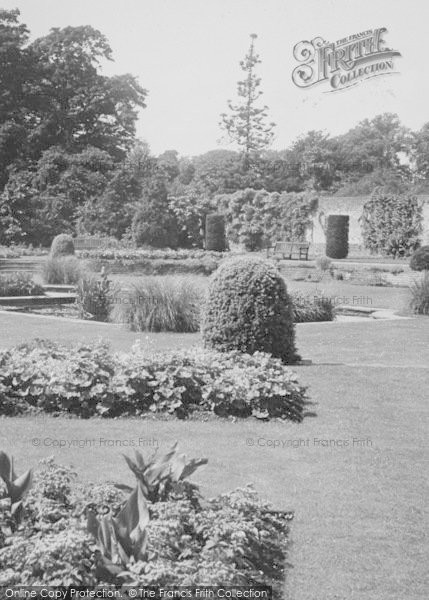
0, 313, 428, 599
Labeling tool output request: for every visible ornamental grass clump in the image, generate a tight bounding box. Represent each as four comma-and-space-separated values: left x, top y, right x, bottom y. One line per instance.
41, 256, 82, 285
201, 256, 299, 364
111, 276, 204, 332
409, 272, 429, 315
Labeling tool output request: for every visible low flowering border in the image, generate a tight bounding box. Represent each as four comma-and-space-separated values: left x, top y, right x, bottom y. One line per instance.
0, 448, 293, 592
0, 341, 308, 421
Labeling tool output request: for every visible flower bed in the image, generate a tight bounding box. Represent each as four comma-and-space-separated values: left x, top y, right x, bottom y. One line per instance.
0, 341, 307, 421
86, 257, 221, 276
76, 249, 230, 276
0, 447, 292, 591
0, 273, 45, 297
77, 248, 229, 260
0, 245, 48, 259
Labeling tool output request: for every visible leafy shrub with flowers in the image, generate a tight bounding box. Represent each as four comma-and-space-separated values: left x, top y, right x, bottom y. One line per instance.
290, 291, 336, 323
77, 248, 229, 261
0, 446, 292, 594
77, 248, 229, 276
0, 273, 45, 297
0, 340, 307, 421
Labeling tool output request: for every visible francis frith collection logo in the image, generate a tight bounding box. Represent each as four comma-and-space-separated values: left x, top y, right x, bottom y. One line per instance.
292, 28, 401, 92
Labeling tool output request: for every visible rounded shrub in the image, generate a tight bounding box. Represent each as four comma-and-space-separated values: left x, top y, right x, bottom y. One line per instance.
50, 234, 75, 258
205, 213, 227, 252
325, 215, 349, 259
410, 245, 429, 271
201, 257, 299, 364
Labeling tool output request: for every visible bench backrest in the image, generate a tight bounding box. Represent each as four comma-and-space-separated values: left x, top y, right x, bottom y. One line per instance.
73, 236, 106, 250
274, 241, 309, 250
274, 242, 294, 252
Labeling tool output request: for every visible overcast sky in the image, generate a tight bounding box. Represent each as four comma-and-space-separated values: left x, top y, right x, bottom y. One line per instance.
3, 0, 429, 156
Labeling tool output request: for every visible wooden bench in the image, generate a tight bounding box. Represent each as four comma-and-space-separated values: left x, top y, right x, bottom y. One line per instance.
267, 241, 310, 261
73, 236, 108, 250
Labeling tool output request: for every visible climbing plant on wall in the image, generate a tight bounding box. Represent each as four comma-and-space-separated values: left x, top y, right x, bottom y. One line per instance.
216, 188, 318, 249
360, 189, 423, 257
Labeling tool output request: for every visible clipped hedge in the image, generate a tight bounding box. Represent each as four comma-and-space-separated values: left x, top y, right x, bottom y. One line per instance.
41, 256, 83, 284
410, 245, 429, 271
0, 340, 307, 421
205, 213, 227, 251
290, 291, 336, 323
76, 248, 229, 260
325, 215, 349, 259
202, 257, 299, 364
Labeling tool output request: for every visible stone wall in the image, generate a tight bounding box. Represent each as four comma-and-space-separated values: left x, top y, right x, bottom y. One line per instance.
308, 195, 429, 250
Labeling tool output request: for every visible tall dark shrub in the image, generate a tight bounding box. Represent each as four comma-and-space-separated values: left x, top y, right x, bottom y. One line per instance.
132, 203, 178, 249
325, 215, 349, 259
410, 245, 429, 271
201, 257, 299, 364
205, 213, 227, 251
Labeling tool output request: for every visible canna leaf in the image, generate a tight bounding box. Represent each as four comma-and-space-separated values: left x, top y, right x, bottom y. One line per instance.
10, 469, 33, 501
114, 483, 149, 541
178, 457, 208, 481
0, 451, 13, 482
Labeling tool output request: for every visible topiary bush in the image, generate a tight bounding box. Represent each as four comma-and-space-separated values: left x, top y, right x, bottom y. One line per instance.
205, 213, 227, 251
50, 234, 75, 258
410, 245, 429, 271
201, 257, 299, 364
325, 215, 349, 259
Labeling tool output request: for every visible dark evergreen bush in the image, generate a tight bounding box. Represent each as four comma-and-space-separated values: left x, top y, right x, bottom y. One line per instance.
50, 234, 75, 258
325, 215, 349, 259
201, 257, 299, 364
410, 245, 429, 271
205, 213, 227, 251
132, 203, 179, 248
242, 230, 264, 251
